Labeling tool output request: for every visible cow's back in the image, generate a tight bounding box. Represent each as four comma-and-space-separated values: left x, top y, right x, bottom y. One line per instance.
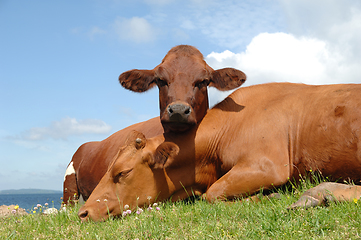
199, 83, 361, 182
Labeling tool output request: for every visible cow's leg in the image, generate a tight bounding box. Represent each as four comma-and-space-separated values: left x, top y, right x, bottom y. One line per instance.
288, 182, 361, 209
62, 161, 80, 206
204, 159, 288, 202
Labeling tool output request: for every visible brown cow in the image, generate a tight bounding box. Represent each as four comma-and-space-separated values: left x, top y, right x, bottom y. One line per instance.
78, 82, 361, 221
63, 45, 246, 203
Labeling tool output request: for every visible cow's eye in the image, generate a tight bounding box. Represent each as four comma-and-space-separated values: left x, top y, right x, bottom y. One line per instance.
113, 172, 123, 183
114, 169, 132, 183
195, 79, 209, 89
156, 78, 168, 87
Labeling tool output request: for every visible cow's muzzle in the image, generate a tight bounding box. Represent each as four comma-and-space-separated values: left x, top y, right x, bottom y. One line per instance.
161, 102, 196, 132
167, 103, 192, 122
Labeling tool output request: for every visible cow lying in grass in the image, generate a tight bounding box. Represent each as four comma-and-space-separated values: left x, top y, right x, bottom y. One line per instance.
78, 82, 361, 221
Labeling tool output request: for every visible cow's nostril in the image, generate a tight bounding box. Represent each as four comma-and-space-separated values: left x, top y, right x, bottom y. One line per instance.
79, 210, 89, 220
168, 107, 173, 114
184, 108, 191, 115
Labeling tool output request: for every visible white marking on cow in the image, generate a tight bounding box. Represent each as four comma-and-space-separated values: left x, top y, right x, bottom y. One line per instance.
64, 161, 75, 182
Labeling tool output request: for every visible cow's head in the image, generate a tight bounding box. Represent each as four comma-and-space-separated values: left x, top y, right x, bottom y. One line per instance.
119, 45, 246, 132
78, 131, 192, 222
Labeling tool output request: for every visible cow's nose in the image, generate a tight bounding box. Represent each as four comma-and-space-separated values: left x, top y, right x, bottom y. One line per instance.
167, 103, 191, 121
78, 209, 89, 222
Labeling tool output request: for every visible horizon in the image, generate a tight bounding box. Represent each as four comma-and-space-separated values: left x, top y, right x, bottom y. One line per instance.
0, 188, 62, 191
0, 188, 62, 195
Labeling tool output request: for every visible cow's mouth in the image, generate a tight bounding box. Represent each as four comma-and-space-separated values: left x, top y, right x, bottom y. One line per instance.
161, 121, 195, 133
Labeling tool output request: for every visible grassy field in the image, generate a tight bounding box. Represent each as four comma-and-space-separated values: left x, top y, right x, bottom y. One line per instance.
1, 178, 361, 239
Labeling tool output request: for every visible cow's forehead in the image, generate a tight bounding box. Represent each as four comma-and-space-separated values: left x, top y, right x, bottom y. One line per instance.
157, 56, 210, 80
163, 54, 204, 67
110, 149, 139, 175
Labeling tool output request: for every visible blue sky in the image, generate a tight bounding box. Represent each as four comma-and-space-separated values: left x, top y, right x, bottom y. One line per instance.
1, 0, 361, 191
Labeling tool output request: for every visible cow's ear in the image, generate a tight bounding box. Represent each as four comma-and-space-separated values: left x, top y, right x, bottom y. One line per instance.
124, 130, 146, 150
119, 69, 157, 92
149, 142, 179, 169
209, 68, 246, 91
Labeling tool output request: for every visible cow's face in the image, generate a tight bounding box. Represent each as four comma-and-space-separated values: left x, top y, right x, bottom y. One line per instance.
119, 45, 246, 133
78, 131, 179, 222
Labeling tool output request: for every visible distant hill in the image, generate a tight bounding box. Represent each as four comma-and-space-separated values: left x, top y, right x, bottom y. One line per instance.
0, 189, 62, 195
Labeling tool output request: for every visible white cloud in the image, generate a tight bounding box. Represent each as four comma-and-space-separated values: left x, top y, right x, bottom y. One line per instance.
113, 16, 157, 43
206, 32, 361, 106
20, 117, 112, 141
88, 26, 107, 40
279, 0, 361, 63
207, 32, 335, 84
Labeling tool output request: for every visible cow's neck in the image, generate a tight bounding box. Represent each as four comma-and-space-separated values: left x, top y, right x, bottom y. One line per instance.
160, 126, 206, 199
160, 96, 242, 199
194, 109, 231, 187
165, 117, 227, 194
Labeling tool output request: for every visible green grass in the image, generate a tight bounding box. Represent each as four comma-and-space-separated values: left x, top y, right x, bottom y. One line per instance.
2, 177, 361, 239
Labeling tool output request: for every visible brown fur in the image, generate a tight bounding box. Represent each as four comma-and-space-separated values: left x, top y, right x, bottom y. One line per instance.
78, 82, 361, 221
